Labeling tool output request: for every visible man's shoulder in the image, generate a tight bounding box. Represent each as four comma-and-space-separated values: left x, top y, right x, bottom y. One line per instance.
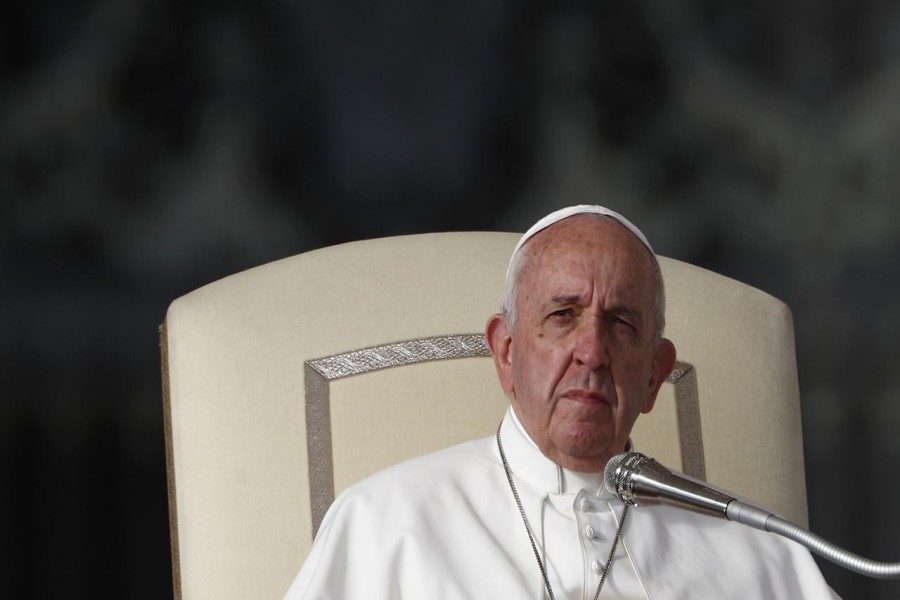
333, 434, 499, 506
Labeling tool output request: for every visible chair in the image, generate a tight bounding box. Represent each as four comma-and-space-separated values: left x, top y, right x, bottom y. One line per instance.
160, 231, 808, 600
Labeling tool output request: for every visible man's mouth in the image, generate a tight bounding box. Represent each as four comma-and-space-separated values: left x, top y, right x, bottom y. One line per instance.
562, 389, 610, 406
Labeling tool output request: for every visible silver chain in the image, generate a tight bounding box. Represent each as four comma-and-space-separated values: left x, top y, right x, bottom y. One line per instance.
496, 423, 629, 600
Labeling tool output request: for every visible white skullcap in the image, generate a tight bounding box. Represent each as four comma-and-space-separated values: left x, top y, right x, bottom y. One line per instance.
506, 205, 654, 282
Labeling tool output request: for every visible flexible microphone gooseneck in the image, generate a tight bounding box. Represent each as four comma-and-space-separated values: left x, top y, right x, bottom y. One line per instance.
603, 452, 900, 580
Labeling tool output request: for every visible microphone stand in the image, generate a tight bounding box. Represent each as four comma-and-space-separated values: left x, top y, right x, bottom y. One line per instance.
727, 500, 900, 579
607, 452, 900, 579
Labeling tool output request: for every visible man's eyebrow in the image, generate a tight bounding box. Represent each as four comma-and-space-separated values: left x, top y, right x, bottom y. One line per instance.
549, 294, 583, 305
546, 297, 645, 323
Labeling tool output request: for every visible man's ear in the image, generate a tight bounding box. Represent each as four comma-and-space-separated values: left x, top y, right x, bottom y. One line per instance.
641, 338, 677, 414
485, 313, 514, 393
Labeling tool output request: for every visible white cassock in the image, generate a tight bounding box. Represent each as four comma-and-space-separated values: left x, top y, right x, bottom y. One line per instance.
284, 407, 840, 599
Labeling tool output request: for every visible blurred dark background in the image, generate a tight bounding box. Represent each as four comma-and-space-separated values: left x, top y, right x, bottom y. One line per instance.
3, 1, 900, 598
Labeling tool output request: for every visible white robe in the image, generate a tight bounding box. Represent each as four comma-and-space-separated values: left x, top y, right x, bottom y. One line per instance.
284, 408, 839, 599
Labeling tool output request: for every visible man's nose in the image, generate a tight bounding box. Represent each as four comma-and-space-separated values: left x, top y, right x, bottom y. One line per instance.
572, 320, 609, 370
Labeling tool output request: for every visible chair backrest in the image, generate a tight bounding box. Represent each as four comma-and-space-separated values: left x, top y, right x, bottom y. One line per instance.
160, 231, 808, 600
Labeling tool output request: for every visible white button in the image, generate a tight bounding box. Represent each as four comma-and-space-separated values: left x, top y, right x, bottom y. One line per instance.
591, 560, 603, 574
585, 525, 596, 539
580, 498, 590, 512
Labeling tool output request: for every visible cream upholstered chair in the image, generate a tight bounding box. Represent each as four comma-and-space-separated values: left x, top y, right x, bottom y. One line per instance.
160, 231, 808, 600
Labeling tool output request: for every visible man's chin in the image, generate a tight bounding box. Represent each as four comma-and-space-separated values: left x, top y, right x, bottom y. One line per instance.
551, 430, 617, 470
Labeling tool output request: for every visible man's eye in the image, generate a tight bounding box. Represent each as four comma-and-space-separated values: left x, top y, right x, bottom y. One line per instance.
549, 308, 574, 319
608, 315, 636, 330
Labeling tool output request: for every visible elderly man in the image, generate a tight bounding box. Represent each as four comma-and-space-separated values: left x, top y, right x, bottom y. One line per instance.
284, 205, 837, 599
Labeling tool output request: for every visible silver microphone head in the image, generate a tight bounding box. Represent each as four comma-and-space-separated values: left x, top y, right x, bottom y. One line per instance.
603, 451, 652, 506
604, 451, 734, 515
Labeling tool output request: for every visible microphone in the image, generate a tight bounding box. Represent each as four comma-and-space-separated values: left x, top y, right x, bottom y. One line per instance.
603, 451, 900, 579
602, 451, 772, 528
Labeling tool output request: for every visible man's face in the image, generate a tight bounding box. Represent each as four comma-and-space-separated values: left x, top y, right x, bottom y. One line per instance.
487, 216, 675, 472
